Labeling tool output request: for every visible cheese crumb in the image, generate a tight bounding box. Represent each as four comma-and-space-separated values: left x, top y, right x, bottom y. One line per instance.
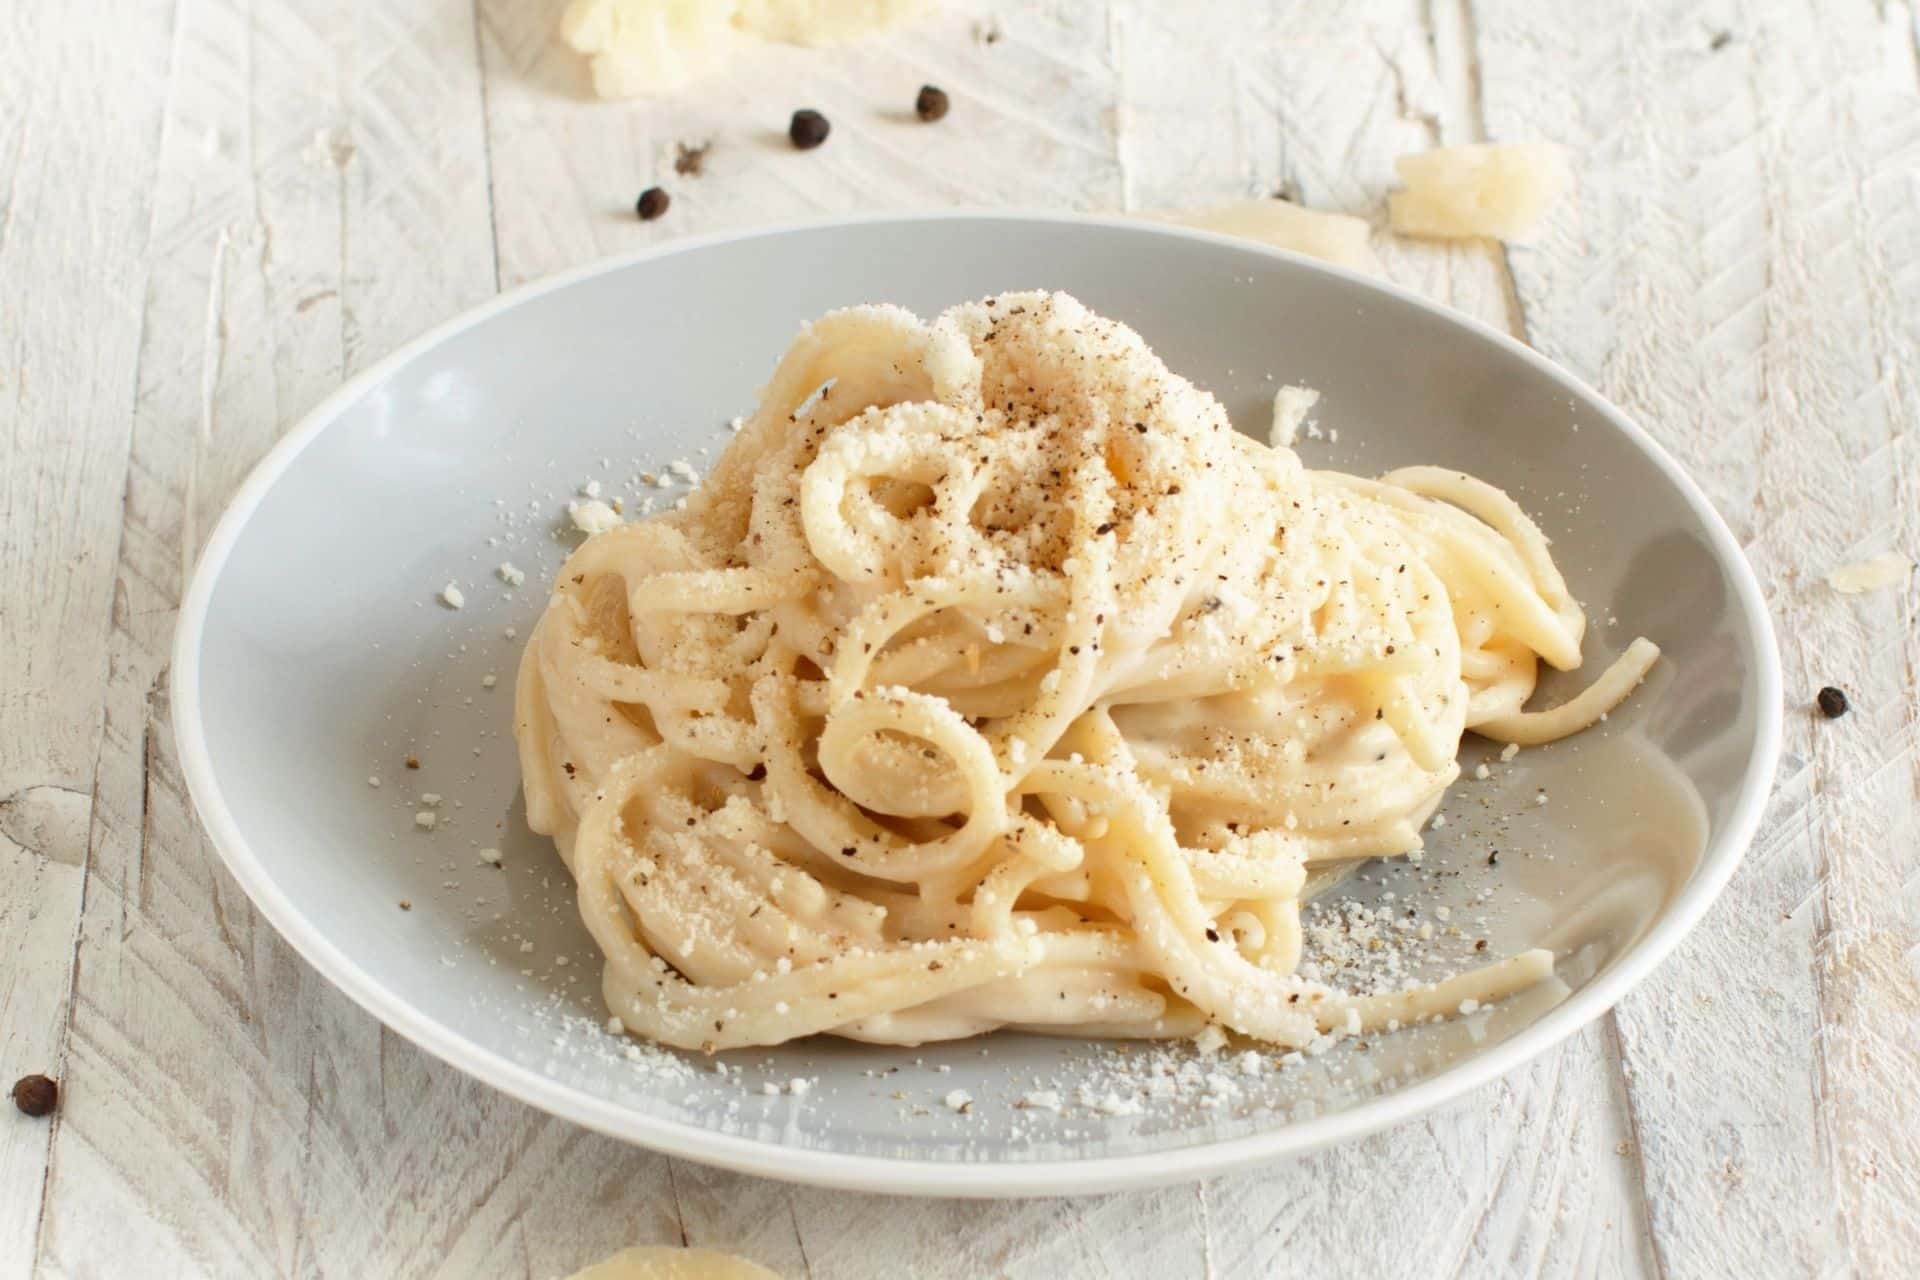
478, 847, 502, 865
481, 674, 498, 689
414, 811, 437, 830
943, 1089, 972, 1112
497, 562, 526, 587
1268, 385, 1322, 449
1193, 1024, 1229, 1056
440, 583, 466, 609
1499, 742, 1520, 762
568, 499, 624, 536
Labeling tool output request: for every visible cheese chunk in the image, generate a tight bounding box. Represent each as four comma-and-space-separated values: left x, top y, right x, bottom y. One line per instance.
1159, 200, 1377, 274
1389, 143, 1571, 243
562, 0, 930, 98
1827, 552, 1913, 595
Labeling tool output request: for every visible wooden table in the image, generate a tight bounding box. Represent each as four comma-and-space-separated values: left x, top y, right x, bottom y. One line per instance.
4, 3, 1915, 1275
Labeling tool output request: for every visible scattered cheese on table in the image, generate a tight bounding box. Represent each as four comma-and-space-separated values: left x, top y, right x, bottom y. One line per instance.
1389, 142, 1571, 243
1827, 551, 1913, 595
1157, 199, 1377, 274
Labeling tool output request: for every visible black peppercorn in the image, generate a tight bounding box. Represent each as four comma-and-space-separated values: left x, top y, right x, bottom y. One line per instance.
1816, 686, 1849, 718
789, 109, 830, 150
635, 186, 670, 221
915, 85, 949, 122
12, 1074, 58, 1118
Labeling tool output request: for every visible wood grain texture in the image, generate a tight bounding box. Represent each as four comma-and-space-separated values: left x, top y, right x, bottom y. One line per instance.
3, 0, 1915, 1276
1474, 2, 1920, 1275
0, 3, 175, 1274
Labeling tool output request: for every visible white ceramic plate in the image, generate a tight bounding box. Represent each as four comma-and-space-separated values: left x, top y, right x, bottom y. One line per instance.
173, 213, 1780, 1197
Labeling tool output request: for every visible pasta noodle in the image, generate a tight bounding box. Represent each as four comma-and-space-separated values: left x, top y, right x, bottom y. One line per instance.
513, 292, 1657, 1052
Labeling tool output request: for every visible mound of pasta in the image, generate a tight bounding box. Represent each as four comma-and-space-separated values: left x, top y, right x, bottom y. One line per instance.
514, 292, 1657, 1051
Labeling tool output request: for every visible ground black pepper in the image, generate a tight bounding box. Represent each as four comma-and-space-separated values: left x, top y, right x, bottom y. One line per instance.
789, 109, 830, 149
673, 141, 710, 175
636, 186, 670, 220
1816, 686, 1849, 718
12, 1074, 57, 1118
915, 85, 949, 122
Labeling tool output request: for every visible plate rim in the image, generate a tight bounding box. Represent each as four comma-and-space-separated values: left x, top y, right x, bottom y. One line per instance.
171, 209, 1783, 1197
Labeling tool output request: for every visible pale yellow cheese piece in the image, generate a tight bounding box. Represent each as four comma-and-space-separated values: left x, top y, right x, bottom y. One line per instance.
561, 0, 741, 98
563, 1245, 782, 1280
1268, 384, 1321, 448
561, 0, 931, 98
735, 0, 931, 46
1388, 143, 1571, 243
1158, 200, 1378, 274
1827, 551, 1914, 595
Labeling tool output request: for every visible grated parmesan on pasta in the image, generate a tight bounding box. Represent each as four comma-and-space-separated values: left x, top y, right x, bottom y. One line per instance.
513, 292, 1653, 1052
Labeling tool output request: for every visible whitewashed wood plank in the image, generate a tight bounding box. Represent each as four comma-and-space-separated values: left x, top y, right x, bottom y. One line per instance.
1473, 1, 1920, 1275
27, 3, 518, 1277
0, 800, 87, 1272
0, 2, 176, 1273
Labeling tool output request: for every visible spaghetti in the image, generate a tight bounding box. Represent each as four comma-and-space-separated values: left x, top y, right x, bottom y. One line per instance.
513, 292, 1656, 1051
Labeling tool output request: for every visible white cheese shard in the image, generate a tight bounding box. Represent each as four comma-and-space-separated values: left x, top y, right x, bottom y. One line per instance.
569, 498, 625, 536
440, 583, 466, 609
1389, 143, 1571, 243
1160, 199, 1377, 274
735, 0, 930, 46
562, 0, 930, 99
560, 0, 739, 98
1827, 551, 1912, 595
1268, 385, 1322, 449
